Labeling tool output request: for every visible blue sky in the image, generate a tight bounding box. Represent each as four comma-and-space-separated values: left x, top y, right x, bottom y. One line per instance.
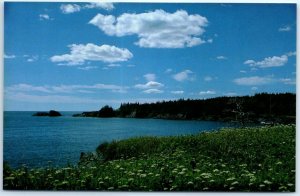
4, 2, 296, 111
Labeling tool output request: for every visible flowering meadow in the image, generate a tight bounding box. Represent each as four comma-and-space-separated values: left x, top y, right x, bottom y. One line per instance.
3, 125, 295, 191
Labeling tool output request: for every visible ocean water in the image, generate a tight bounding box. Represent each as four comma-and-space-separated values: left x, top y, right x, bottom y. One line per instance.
4, 111, 235, 168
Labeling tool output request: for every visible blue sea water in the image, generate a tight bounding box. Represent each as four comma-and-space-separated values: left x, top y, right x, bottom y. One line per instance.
4, 111, 236, 168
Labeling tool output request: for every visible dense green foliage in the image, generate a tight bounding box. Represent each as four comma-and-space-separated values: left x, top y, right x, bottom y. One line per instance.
117, 93, 295, 122
3, 125, 295, 191
73, 93, 296, 124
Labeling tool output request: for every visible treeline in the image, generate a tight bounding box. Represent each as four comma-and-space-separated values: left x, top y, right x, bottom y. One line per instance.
73, 93, 296, 124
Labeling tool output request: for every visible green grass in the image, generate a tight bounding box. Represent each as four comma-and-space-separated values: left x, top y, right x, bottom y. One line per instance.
3, 125, 295, 191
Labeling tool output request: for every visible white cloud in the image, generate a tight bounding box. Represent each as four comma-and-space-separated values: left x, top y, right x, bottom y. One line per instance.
251, 87, 258, 91
4, 54, 16, 59
89, 9, 209, 48
77, 66, 98, 71
278, 25, 291, 32
5, 93, 178, 108
244, 55, 288, 68
134, 81, 164, 89
60, 4, 81, 14
204, 76, 215, 81
6, 83, 129, 94
106, 64, 121, 67
244, 60, 255, 65
27, 55, 39, 62
207, 39, 213, 43
127, 64, 136, 67
199, 90, 216, 95
144, 73, 156, 82
143, 89, 163, 94
171, 90, 184, 94
50, 44, 133, 66
165, 68, 173, 73
240, 70, 247, 74
84, 2, 114, 11
39, 14, 52, 21
102, 64, 122, 70
280, 78, 296, 85
286, 51, 296, 57
60, 2, 114, 14
173, 70, 194, 82
135, 75, 164, 94
6, 84, 52, 93
233, 76, 274, 86
216, 56, 227, 60
5, 92, 106, 104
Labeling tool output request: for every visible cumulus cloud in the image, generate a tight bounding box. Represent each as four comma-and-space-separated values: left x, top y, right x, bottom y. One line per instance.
144, 73, 156, 82
244, 60, 255, 65
278, 25, 291, 32
199, 90, 216, 95
171, 90, 184, 94
60, 2, 114, 14
143, 89, 163, 94
135, 74, 164, 94
60, 4, 81, 14
89, 9, 209, 48
244, 55, 288, 68
233, 76, 274, 86
134, 81, 164, 89
39, 14, 53, 21
173, 70, 194, 82
84, 2, 114, 11
50, 44, 133, 66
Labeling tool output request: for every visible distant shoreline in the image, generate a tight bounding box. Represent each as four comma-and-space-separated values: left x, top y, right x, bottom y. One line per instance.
72, 93, 296, 125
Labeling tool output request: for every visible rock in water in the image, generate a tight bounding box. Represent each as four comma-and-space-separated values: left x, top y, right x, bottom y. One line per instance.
48, 110, 62, 117
33, 110, 62, 117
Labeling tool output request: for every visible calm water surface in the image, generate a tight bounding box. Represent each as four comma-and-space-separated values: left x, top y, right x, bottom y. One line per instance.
4, 111, 236, 168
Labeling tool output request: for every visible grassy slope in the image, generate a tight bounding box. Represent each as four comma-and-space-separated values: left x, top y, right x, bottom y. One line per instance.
3, 125, 295, 191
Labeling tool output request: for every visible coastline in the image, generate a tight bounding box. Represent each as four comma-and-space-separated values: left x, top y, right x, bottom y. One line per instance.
3, 125, 295, 191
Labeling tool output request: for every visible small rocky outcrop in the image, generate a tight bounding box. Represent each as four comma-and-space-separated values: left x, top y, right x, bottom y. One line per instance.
73, 105, 115, 118
33, 110, 62, 117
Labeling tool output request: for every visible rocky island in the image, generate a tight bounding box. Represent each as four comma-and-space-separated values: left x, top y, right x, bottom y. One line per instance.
33, 110, 62, 117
